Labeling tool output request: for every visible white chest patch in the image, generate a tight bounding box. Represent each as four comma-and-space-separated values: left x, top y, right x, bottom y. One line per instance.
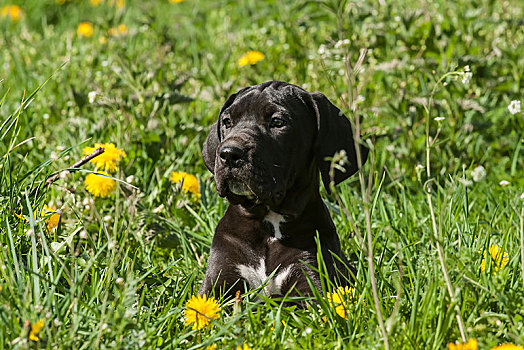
264, 211, 286, 239
237, 258, 293, 296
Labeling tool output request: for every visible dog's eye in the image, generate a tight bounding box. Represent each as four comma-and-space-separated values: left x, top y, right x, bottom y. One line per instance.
270, 117, 286, 128
223, 117, 232, 129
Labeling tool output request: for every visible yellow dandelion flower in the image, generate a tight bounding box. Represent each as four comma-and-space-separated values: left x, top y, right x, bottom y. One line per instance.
99, 36, 107, 44
83, 143, 126, 173
236, 345, 251, 350
169, 0, 184, 3
206, 346, 217, 350
170, 171, 200, 197
481, 245, 509, 273
13, 209, 25, 221
448, 339, 478, 350
77, 22, 94, 38
85, 171, 116, 198
1, 5, 23, 22
108, 24, 128, 37
29, 319, 45, 341
491, 345, 524, 350
15, 205, 60, 232
42, 205, 60, 231
326, 286, 358, 319
90, 0, 104, 6
238, 51, 265, 67
117, 24, 127, 33
56, 0, 67, 4
184, 294, 220, 330
109, 0, 125, 9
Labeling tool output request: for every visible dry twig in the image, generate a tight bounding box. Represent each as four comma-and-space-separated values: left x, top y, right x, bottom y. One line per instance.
40, 147, 105, 191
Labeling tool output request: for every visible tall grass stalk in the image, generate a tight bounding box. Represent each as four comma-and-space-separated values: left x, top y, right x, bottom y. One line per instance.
520, 205, 524, 289
424, 71, 467, 342
341, 47, 390, 349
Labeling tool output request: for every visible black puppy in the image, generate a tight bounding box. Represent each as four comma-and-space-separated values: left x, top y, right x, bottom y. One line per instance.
200, 81, 367, 299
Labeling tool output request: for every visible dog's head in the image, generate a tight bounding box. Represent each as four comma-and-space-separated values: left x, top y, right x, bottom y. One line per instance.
203, 81, 368, 214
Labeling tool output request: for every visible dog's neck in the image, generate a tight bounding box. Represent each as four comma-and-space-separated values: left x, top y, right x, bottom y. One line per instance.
226, 158, 336, 240
233, 169, 330, 228
230, 187, 331, 241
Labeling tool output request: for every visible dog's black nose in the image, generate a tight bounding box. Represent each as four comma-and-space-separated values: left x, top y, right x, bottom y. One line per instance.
219, 145, 245, 166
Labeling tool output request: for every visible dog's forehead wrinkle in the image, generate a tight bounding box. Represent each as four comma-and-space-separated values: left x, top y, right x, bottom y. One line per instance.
233, 90, 287, 116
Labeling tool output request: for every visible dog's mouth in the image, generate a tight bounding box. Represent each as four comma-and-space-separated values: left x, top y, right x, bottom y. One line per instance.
219, 179, 260, 207
228, 180, 253, 197
215, 165, 288, 209
222, 180, 288, 211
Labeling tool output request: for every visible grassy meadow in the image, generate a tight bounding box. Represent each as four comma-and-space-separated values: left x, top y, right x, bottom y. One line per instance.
1, 0, 523, 348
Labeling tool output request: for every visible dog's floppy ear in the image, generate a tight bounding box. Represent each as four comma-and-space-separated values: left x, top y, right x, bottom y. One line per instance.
202, 90, 246, 173
202, 121, 219, 173
310, 92, 368, 192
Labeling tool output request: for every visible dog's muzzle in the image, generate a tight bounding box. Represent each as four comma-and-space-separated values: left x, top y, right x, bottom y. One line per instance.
215, 142, 288, 208
219, 145, 245, 168
214, 142, 257, 203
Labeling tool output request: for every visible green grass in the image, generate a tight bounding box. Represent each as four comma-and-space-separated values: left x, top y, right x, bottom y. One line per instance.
1, 0, 523, 348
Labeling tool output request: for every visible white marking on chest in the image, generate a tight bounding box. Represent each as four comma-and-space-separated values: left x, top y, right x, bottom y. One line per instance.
237, 258, 294, 296
264, 211, 286, 239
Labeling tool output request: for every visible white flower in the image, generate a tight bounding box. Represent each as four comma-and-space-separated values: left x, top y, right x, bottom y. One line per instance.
471, 165, 486, 182
508, 100, 521, 115
434, 116, 445, 122
79, 230, 88, 240
458, 65, 473, 85
305, 327, 312, 334
458, 178, 473, 187
499, 180, 510, 187
461, 73, 472, 84
334, 39, 350, 48
88, 91, 97, 104
520, 192, 524, 200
